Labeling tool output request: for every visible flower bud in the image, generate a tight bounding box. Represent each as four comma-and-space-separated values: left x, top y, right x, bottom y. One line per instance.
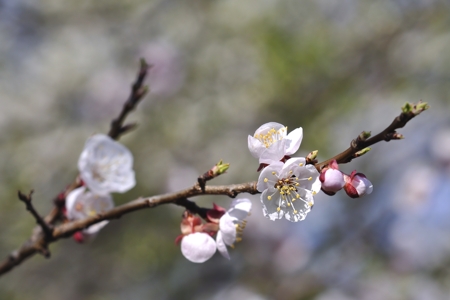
319, 160, 344, 195
343, 171, 373, 198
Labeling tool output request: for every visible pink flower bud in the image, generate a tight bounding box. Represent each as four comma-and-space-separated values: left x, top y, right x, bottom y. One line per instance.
319, 160, 344, 195
344, 171, 373, 198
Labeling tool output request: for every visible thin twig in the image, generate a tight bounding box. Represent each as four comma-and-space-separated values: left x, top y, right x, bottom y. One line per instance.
108, 58, 150, 139
314, 101, 429, 170
18, 190, 53, 239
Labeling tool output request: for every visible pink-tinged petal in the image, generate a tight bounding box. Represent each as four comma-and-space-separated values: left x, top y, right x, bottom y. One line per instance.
321, 169, 344, 193
206, 203, 226, 223
329, 159, 339, 170
285, 127, 303, 155
259, 139, 286, 164
257, 161, 284, 192
216, 231, 231, 260
181, 232, 216, 263
344, 182, 359, 198
354, 176, 373, 195
219, 213, 237, 246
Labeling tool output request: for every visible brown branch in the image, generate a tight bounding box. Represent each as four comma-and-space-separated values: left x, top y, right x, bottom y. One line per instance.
174, 198, 210, 219
18, 190, 53, 242
0, 181, 258, 277
108, 58, 150, 140
314, 101, 429, 170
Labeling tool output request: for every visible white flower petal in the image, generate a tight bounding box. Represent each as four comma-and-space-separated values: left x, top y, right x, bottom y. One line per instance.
216, 231, 231, 260
259, 139, 286, 164
181, 232, 216, 263
248, 135, 264, 159
285, 127, 303, 155
261, 189, 284, 220
65, 187, 114, 221
230, 198, 252, 214
78, 134, 135, 195
257, 161, 284, 192
284, 194, 312, 223
280, 157, 306, 178
254, 122, 286, 137
228, 198, 252, 221
84, 220, 109, 235
219, 213, 237, 246
355, 176, 373, 196
263, 205, 284, 221
65, 187, 86, 219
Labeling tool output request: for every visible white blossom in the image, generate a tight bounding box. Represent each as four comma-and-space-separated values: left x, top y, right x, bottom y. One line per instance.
181, 232, 217, 263
65, 187, 114, 236
216, 198, 252, 259
78, 134, 135, 195
257, 157, 321, 222
248, 122, 303, 164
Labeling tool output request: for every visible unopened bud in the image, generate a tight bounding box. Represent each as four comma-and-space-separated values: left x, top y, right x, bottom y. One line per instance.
211, 160, 230, 176
359, 131, 371, 140
402, 102, 413, 113
319, 160, 344, 196
343, 171, 373, 198
306, 150, 318, 164
392, 133, 404, 140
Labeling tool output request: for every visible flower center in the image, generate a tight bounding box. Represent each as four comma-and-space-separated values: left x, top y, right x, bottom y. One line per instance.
254, 127, 287, 148
265, 171, 315, 215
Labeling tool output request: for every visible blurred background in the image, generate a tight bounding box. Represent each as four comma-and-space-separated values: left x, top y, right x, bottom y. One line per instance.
0, 0, 449, 299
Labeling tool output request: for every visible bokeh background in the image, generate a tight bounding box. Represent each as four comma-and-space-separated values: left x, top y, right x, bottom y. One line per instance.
0, 0, 450, 299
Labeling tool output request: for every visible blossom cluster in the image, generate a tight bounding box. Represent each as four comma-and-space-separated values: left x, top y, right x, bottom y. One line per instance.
65, 134, 136, 242
177, 199, 252, 263
249, 122, 373, 222
249, 122, 321, 222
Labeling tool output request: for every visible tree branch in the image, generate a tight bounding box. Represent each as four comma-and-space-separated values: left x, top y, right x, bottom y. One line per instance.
314, 101, 429, 170
0, 181, 258, 277
108, 58, 150, 140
